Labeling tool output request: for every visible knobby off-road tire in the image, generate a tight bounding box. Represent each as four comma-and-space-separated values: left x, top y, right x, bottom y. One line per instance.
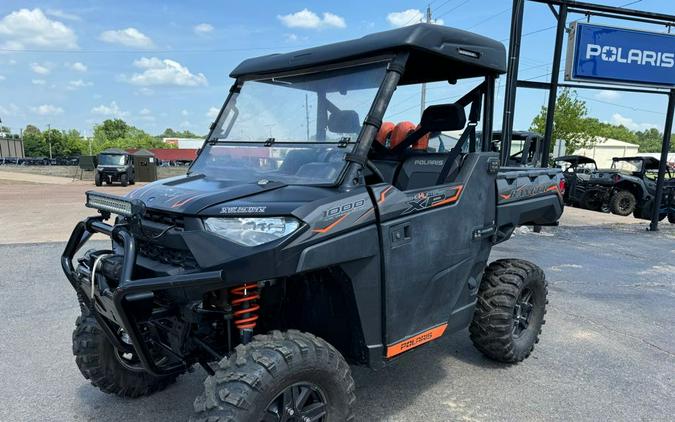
192, 330, 355, 422
94, 172, 102, 186
470, 259, 548, 363
72, 314, 179, 398
669, 212, 675, 224
609, 190, 636, 216
120, 173, 129, 187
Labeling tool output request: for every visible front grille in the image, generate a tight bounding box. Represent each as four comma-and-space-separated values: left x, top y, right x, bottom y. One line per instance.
137, 240, 198, 270
143, 210, 185, 229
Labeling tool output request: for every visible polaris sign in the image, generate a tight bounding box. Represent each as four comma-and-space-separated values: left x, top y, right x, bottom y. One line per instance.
566, 23, 675, 87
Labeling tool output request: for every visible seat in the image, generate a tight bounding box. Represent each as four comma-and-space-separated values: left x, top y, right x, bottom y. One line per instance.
390, 121, 429, 151
376, 121, 395, 147
394, 152, 464, 191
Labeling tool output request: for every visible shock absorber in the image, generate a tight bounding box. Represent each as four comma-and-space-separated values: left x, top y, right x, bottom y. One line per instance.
230, 283, 260, 344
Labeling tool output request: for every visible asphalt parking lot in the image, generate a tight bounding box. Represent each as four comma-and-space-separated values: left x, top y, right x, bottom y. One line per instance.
0, 180, 673, 421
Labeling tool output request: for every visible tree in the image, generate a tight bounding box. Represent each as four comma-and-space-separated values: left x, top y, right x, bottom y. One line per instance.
23, 125, 48, 157
530, 88, 599, 154
159, 128, 200, 138
91, 119, 173, 154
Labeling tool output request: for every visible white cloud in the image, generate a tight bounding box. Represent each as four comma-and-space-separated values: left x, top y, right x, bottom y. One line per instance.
45, 9, 81, 21
91, 101, 129, 117
193, 23, 213, 35
0, 75, 5, 81
125, 57, 207, 87
68, 61, 87, 72
68, 79, 93, 89
136, 87, 154, 96
611, 113, 658, 131
595, 90, 621, 101
278, 9, 346, 29
99, 27, 154, 48
0, 103, 20, 116
181, 109, 189, 116
386, 9, 443, 27
179, 120, 191, 128
32, 79, 46, 85
30, 62, 50, 74
31, 104, 63, 115
139, 108, 152, 115
207, 107, 219, 119
8, 59, 16, 65
0, 8, 78, 50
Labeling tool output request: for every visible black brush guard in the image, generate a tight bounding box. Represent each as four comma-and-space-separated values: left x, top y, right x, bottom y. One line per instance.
61, 216, 225, 376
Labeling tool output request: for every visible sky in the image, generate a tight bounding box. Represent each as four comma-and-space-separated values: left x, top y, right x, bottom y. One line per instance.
0, 0, 673, 138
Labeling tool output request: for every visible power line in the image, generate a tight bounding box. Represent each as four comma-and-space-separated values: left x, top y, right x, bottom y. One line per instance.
580, 96, 664, 115
435, 0, 473, 20
465, 7, 512, 30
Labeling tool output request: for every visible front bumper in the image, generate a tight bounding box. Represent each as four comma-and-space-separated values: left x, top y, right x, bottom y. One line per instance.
61, 216, 225, 376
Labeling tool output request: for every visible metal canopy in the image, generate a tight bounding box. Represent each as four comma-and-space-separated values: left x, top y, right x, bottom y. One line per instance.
501, 0, 674, 231
230, 23, 506, 85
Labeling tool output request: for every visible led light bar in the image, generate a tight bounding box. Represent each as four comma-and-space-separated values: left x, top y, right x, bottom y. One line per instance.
86, 191, 139, 217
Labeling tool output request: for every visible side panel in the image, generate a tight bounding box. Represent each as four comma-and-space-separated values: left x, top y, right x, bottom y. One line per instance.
376, 153, 497, 346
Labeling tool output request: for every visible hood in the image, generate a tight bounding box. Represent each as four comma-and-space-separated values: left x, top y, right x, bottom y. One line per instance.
126, 174, 333, 215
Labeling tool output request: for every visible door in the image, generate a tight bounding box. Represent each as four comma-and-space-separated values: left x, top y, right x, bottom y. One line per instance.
373, 153, 498, 355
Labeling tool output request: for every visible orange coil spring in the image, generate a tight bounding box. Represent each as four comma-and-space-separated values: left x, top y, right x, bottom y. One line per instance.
230, 283, 260, 331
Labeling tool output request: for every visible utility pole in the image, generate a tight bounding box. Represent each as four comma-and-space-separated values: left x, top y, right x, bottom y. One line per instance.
420, 5, 432, 118
47, 123, 52, 160
305, 94, 310, 141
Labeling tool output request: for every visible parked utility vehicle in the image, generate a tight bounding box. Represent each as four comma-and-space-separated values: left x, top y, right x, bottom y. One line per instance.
584, 156, 675, 219
95, 148, 135, 186
62, 24, 564, 421
554, 155, 598, 207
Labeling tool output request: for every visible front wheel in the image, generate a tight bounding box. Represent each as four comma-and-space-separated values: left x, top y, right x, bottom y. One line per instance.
470, 259, 548, 363
192, 330, 355, 422
120, 173, 129, 187
94, 172, 102, 187
72, 313, 179, 398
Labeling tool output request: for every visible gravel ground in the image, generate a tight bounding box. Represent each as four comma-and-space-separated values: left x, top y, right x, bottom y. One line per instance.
1, 219, 673, 421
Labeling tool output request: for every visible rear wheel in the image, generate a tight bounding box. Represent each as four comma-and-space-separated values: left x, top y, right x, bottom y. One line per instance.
580, 189, 604, 211
668, 212, 675, 224
609, 190, 636, 216
72, 313, 179, 398
94, 172, 102, 187
470, 259, 548, 363
192, 330, 355, 422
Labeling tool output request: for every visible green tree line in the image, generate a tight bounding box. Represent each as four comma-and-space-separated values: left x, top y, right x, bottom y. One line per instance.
17, 120, 204, 158
530, 88, 674, 154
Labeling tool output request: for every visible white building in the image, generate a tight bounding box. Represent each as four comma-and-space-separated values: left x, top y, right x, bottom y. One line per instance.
575, 137, 639, 168
162, 138, 205, 149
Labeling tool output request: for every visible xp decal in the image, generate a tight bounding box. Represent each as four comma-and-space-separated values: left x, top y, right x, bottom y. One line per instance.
402, 185, 463, 215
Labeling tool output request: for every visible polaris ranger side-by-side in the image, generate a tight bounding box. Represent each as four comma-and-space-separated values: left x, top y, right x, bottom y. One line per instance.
62, 24, 564, 421
95, 148, 135, 187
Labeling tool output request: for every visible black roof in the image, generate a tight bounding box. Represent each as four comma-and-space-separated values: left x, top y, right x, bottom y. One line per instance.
231, 24, 506, 85
554, 155, 597, 165
489, 130, 543, 141
614, 156, 660, 169
100, 148, 128, 155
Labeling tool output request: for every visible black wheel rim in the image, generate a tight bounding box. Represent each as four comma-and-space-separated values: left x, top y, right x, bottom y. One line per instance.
619, 198, 631, 212
513, 288, 534, 338
263, 382, 328, 422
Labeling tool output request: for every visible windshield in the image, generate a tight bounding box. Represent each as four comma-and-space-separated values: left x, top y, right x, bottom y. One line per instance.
190, 61, 388, 185
612, 159, 643, 173
98, 154, 126, 166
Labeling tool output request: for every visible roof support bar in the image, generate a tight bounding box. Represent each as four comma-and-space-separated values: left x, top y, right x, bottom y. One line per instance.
650, 90, 674, 232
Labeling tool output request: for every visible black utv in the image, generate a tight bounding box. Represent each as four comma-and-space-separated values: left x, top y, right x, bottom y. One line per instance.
584, 156, 675, 219
95, 148, 135, 186
553, 155, 598, 207
62, 24, 564, 421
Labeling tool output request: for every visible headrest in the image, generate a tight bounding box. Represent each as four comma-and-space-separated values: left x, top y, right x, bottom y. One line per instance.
420, 103, 466, 132
376, 121, 395, 146
390, 121, 416, 149
327, 110, 361, 134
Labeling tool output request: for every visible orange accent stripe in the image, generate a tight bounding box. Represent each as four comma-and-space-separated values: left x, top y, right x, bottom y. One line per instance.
312, 213, 349, 234
546, 185, 558, 192
430, 185, 464, 208
386, 324, 448, 358
500, 193, 512, 200
171, 196, 195, 208
378, 186, 393, 204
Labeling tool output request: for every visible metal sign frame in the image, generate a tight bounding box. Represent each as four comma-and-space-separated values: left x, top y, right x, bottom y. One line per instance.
500, 0, 675, 231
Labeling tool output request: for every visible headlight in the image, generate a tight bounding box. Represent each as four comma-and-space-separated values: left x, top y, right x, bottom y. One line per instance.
203, 217, 301, 246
